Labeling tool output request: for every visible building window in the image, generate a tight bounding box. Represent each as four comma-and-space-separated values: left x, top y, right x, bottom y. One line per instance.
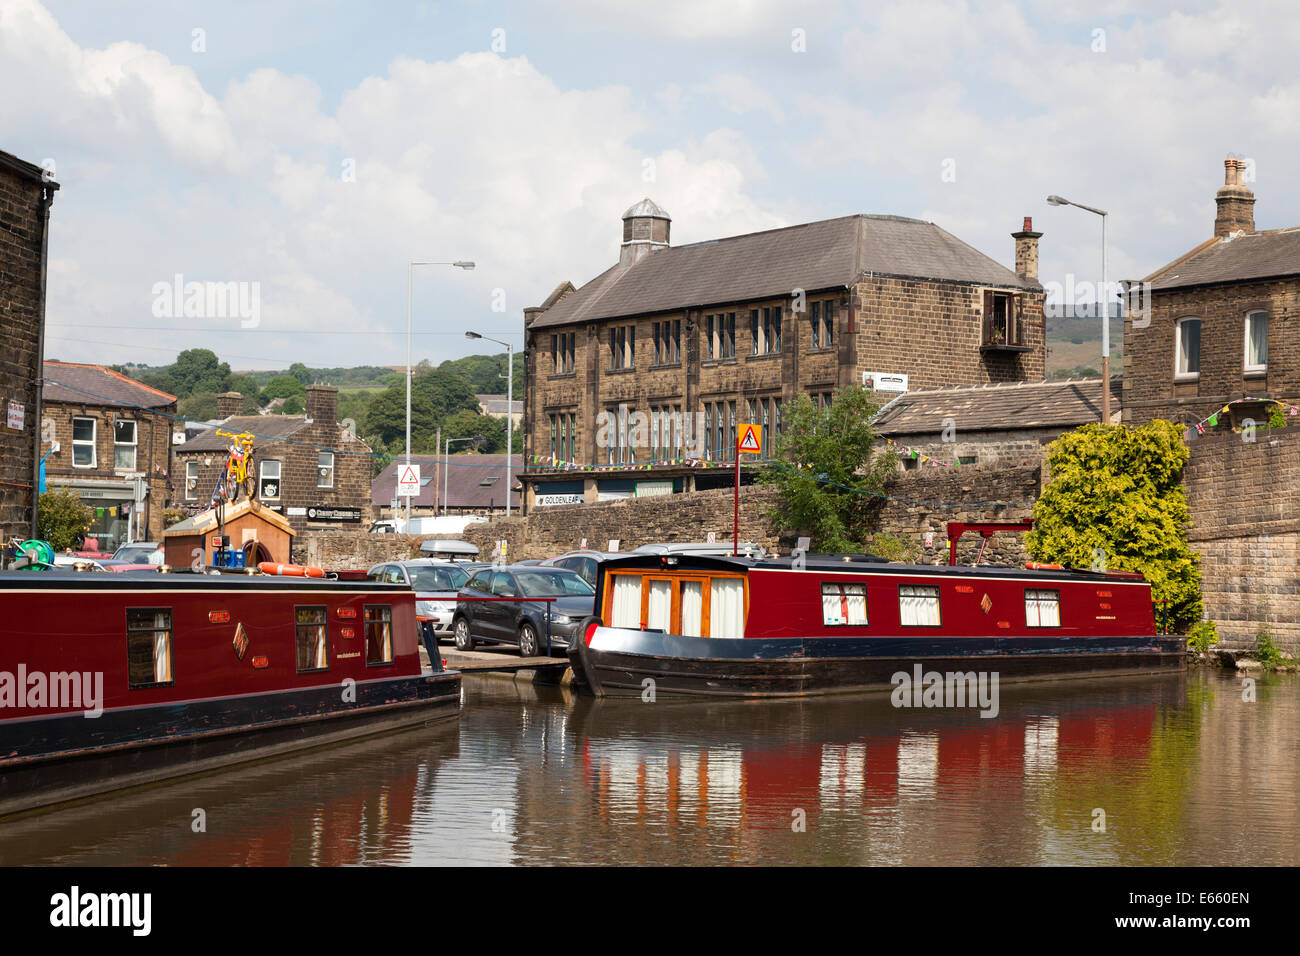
811, 391, 834, 409
1175, 317, 1201, 379
185, 460, 199, 500
72, 417, 96, 468
605, 405, 634, 465
610, 325, 635, 370
822, 582, 868, 626
365, 605, 394, 665
548, 412, 577, 463
706, 312, 737, 359
750, 306, 782, 355
651, 405, 682, 460
957, 454, 977, 466
982, 291, 1023, 347
113, 420, 137, 471
810, 301, 836, 349
317, 451, 334, 489
551, 332, 575, 374
899, 585, 941, 626
295, 606, 329, 671
1025, 589, 1061, 627
653, 320, 681, 365
127, 608, 173, 688
1244, 311, 1268, 374
259, 459, 281, 500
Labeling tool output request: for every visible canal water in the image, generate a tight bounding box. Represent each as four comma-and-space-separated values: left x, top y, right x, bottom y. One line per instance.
1, 669, 1296, 866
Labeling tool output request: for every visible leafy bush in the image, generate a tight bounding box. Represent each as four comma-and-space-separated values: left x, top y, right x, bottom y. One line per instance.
1254, 628, 1286, 670
1026, 420, 1203, 631
1187, 619, 1219, 655
37, 488, 94, 551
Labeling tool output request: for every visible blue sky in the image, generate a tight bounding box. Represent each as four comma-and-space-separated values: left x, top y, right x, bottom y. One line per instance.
4, 0, 1297, 371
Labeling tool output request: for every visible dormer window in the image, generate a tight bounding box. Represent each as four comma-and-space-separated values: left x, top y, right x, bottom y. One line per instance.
1175, 317, 1201, 380
1244, 311, 1268, 375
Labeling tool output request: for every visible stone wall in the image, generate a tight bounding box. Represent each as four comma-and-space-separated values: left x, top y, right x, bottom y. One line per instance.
1183, 426, 1300, 653
295, 530, 425, 569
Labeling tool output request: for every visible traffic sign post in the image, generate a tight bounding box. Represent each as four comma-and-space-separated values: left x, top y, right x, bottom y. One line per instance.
734, 424, 762, 556
397, 463, 422, 500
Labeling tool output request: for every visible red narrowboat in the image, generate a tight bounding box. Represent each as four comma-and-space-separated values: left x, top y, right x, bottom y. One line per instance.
567, 551, 1184, 698
0, 569, 460, 818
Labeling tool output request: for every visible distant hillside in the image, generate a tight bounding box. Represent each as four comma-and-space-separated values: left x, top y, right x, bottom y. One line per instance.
1044, 304, 1124, 377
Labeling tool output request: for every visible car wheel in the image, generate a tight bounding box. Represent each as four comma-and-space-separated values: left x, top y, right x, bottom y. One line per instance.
454, 617, 475, 651
518, 621, 539, 657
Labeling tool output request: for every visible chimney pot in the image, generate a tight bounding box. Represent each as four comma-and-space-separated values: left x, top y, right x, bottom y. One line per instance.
1023, 216, 1033, 231
1012, 216, 1043, 282
1215, 155, 1256, 237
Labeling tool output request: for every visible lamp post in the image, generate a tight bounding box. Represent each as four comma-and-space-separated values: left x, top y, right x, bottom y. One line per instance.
1046, 195, 1110, 424
406, 259, 474, 528
444, 434, 485, 516
464, 331, 515, 516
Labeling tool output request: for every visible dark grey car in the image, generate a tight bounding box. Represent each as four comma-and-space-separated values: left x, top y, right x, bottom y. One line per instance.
452, 566, 596, 656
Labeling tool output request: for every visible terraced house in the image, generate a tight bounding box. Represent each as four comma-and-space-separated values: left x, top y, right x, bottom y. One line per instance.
520, 199, 1046, 509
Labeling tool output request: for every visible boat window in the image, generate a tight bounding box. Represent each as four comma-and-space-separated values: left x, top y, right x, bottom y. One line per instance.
127, 608, 174, 688
709, 578, 746, 638
1025, 589, 1061, 627
899, 585, 941, 627
295, 606, 329, 672
365, 605, 394, 664
606, 570, 746, 637
647, 579, 672, 631
822, 582, 868, 626
611, 574, 642, 628
680, 581, 704, 636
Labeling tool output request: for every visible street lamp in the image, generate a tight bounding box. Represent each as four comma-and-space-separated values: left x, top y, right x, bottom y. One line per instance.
444, 434, 486, 516
464, 330, 515, 517
1046, 195, 1111, 424
406, 259, 474, 527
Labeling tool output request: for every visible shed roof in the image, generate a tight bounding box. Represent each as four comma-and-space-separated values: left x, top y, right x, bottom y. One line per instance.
372, 454, 521, 509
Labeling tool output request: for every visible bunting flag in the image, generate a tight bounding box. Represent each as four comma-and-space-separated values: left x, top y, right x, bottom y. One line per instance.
1184, 397, 1300, 441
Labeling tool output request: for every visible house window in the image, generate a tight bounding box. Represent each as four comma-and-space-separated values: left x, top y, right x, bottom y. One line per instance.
810, 301, 836, 349
605, 406, 634, 465
551, 332, 575, 374
822, 582, 868, 626
750, 307, 782, 355
185, 460, 199, 500
317, 451, 334, 489
1175, 317, 1201, 378
365, 605, 393, 664
653, 320, 681, 365
1025, 589, 1061, 627
127, 608, 173, 688
610, 325, 635, 370
706, 312, 737, 359
651, 405, 682, 459
295, 606, 329, 671
899, 585, 941, 626
982, 292, 1023, 347
259, 459, 282, 500
72, 417, 96, 468
113, 420, 137, 471
957, 454, 977, 466
1245, 311, 1268, 374
550, 411, 576, 462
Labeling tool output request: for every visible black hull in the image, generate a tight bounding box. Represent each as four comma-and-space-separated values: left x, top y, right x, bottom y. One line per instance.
569, 632, 1185, 698
0, 671, 460, 819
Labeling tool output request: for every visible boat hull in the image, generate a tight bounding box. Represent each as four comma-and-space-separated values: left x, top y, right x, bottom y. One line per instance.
0, 670, 460, 818
568, 629, 1185, 698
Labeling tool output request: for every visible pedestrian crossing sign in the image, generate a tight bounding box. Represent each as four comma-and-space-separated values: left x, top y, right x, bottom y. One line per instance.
737, 423, 762, 454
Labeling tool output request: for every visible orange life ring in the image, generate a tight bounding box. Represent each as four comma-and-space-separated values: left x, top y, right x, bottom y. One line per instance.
1025, 562, 1063, 570
258, 561, 326, 578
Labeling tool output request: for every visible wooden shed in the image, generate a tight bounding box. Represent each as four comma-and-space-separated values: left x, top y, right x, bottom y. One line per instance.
162, 499, 295, 568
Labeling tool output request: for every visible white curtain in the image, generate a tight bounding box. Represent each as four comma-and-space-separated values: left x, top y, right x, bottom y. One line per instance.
612, 575, 642, 628
709, 578, 745, 638
822, 584, 868, 626
647, 580, 671, 631
1026, 590, 1060, 627
314, 628, 328, 668
822, 587, 845, 625
153, 629, 171, 682
680, 581, 703, 637
900, 586, 940, 626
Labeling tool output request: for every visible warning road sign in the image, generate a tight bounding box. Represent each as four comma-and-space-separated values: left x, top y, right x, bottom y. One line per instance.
397, 463, 422, 497
737, 423, 762, 454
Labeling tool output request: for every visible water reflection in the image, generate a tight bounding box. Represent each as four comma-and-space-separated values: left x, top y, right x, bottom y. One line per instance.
2, 671, 1296, 866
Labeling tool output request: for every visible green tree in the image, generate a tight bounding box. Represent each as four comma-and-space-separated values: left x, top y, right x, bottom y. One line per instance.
167, 348, 232, 398
364, 367, 479, 448
288, 362, 313, 385
38, 488, 94, 551
759, 386, 896, 551
179, 391, 219, 422
1026, 420, 1202, 630
261, 374, 306, 403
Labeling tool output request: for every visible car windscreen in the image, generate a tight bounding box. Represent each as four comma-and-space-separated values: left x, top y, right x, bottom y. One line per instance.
513, 570, 596, 597
408, 566, 469, 591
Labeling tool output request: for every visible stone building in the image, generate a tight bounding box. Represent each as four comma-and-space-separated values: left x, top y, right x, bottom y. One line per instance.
0, 149, 57, 544
172, 385, 372, 534
372, 453, 521, 518
40, 361, 177, 549
1124, 157, 1300, 428
521, 200, 1045, 509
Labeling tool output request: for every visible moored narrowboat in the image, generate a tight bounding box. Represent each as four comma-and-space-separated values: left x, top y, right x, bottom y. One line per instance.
567, 551, 1184, 698
0, 569, 460, 818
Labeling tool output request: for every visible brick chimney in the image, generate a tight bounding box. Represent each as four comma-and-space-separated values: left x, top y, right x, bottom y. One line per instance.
216, 391, 243, 418
304, 384, 338, 425
1012, 216, 1042, 281
619, 198, 671, 267
1214, 157, 1255, 237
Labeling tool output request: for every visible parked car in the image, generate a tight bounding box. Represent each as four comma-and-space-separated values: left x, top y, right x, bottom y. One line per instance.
368, 520, 399, 534
112, 541, 163, 565
540, 549, 623, 588
366, 559, 473, 659
453, 566, 596, 656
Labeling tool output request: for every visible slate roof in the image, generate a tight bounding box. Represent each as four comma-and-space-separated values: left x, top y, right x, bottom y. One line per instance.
162, 498, 293, 537
476, 394, 523, 416
1146, 227, 1300, 291
43, 361, 176, 409
872, 377, 1121, 435
372, 454, 521, 509
0, 148, 59, 187
530, 214, 1037, 329
180, 415, 309, 452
